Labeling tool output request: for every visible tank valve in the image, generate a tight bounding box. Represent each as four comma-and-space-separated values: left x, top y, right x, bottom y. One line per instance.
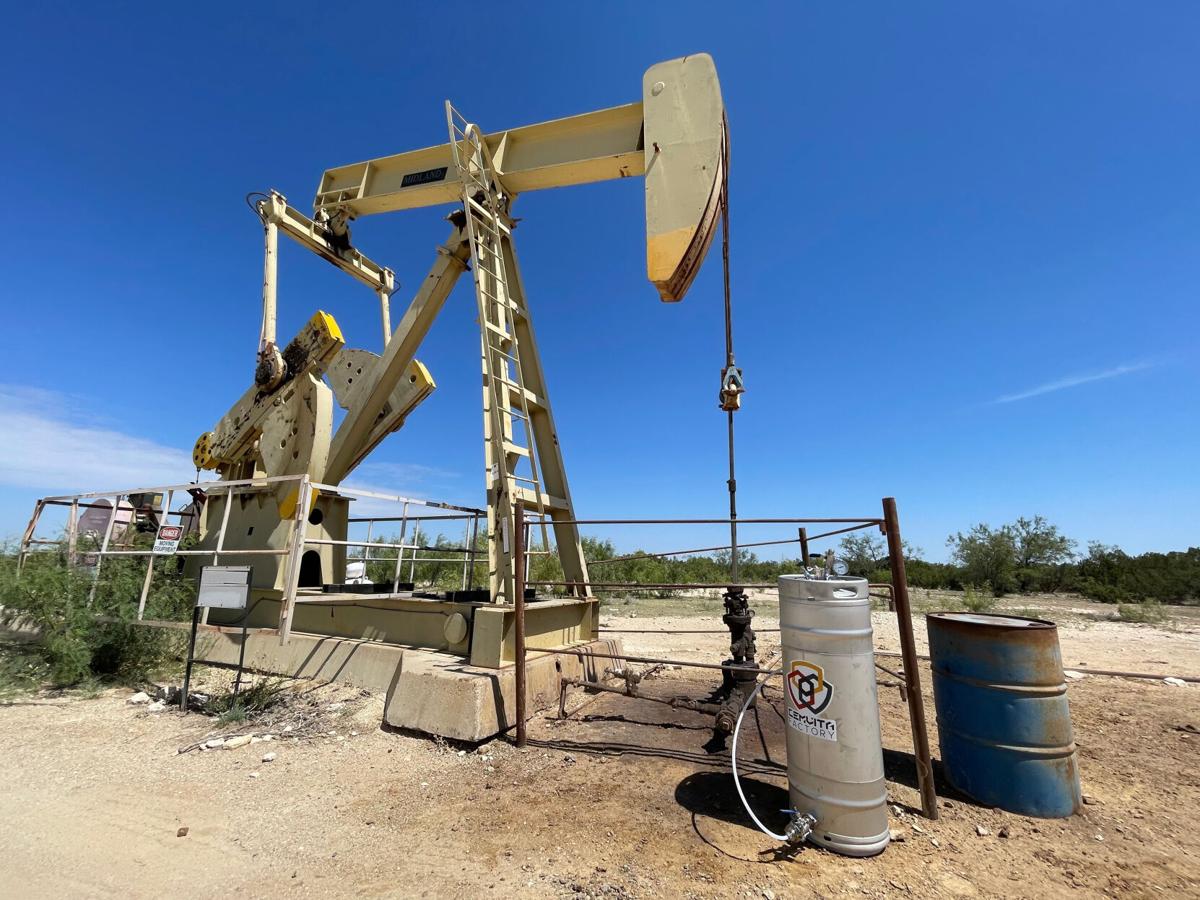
784, 812, 818, 845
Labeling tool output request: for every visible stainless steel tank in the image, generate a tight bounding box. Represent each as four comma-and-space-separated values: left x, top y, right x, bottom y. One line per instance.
778, 574, 889, 856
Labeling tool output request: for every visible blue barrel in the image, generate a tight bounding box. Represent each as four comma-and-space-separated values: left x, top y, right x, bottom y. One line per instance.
927, 613, 1081, 818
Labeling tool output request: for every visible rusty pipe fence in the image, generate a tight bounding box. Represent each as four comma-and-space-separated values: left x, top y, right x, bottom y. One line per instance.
510, 496, 939, 820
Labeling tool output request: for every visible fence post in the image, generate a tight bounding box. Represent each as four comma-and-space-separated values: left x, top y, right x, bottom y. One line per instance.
137, 490, 173, 620
393, 501, 409, 591
88, 495, 122, 606
17, 499, 46, 575
883, 496, 939, 820
514, 503, 528, 749
278, 477, 312, 644
66, 499, 79, 567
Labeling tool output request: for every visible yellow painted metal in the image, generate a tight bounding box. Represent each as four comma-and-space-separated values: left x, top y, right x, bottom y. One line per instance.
197, 310, 345, 472
192, 431, 216, 469
261, 191, 394, 294
642, 54, 725, 302
323, 223, 472, 485
326, 353, 437, 479
314, 54, 726, 304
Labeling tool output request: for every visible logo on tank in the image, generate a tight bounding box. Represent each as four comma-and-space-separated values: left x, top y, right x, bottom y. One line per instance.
786, 659, 838, 742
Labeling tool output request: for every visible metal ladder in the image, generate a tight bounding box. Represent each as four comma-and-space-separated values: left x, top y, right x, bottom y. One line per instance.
446, 101, 568, 603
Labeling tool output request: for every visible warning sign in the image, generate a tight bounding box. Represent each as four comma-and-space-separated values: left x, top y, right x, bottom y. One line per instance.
785, 659, 838, 742
153, 524, 184, 555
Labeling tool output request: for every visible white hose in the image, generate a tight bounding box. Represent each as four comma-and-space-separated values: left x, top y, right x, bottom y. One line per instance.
731, 673, 791, 842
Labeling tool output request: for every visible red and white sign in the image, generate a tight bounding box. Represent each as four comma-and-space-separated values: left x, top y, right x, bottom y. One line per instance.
153, 524, 184, 555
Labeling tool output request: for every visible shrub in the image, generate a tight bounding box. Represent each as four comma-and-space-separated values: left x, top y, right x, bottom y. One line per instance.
202, 678, 290, 724
961, 585, 998, 613
1116, 600, 1166, 624
0, 536, 193, 689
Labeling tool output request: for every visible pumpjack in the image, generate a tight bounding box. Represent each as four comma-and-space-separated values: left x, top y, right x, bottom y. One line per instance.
189, 54, 727, 667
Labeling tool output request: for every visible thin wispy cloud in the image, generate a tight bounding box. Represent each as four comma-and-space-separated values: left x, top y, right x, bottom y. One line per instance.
992, 361, 1156, 405
342, 461, 468, 521
0, 384, 469, 506
0, 384, 194, 493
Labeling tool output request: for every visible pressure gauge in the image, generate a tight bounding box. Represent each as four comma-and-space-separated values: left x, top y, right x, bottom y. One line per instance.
832, 560, 849, 576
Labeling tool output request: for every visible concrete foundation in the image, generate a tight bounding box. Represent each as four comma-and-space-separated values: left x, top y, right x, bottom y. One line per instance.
181, 622, 622, 742
382, 640, 623, 742
206, 592, 599, 668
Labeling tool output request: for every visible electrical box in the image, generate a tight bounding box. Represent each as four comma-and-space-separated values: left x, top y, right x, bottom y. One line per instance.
198, 565, 251, 610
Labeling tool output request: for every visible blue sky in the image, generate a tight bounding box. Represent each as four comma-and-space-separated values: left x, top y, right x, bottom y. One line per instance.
1, 2, 1196, 562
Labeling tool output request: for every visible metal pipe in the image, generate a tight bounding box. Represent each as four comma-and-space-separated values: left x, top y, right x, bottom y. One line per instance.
260, 215, 278, 351
602, 627, 782, 634
277, 476, 314, 643
561, 676, 722, 715
66, 499, 79, 567
308, 481, 484, 515
40, 499, 197, 516
873, 650, 1200, 684
884, 496, 938, 820
467, 513, 480, 591
529, 517, 884, 526
87, 497, 122, 606
379, 288, 392, 345
553, 647, 780, 676
38, 473, 307, 503
311, 538, 474, 553
136, 490, 172, 621
393, 502, 409, 592
589, 535, 801, 565
97, 548, 289, 557
346, 513, 482, 523
460, 520, 471, 591
528, 580, 776, 590
514, 504, 528, 749
800, 522, 880, 543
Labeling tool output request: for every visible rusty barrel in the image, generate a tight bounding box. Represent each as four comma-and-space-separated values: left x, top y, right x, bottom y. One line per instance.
926, 613, 1081, 817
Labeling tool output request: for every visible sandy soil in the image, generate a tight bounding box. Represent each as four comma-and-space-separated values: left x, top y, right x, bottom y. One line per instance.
0, 595, 1198, 899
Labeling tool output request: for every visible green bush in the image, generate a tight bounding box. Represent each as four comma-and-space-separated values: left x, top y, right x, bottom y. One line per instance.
1116, 599, 1166, 624
1070, 544, 1199, 605
0, 536, 194, 689
961, 585, 998, 613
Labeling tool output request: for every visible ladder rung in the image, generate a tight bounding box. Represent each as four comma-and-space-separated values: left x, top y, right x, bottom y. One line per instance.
467, 203, 499, 227
469, 218, 508, 246
502, 441, 530, 458
472, 259, 508, 284
466, 196, 505, 222
487, 347, 518, 365
473, 281, 513, 306
484, 321, 512, 342
484, 374, 537, 408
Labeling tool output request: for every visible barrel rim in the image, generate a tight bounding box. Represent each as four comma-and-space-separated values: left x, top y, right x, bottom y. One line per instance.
925, 611, 1057, 630
778, 574, 869, 585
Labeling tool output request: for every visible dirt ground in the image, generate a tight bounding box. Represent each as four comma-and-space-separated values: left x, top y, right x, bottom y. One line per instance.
1, 594, 1198, 899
